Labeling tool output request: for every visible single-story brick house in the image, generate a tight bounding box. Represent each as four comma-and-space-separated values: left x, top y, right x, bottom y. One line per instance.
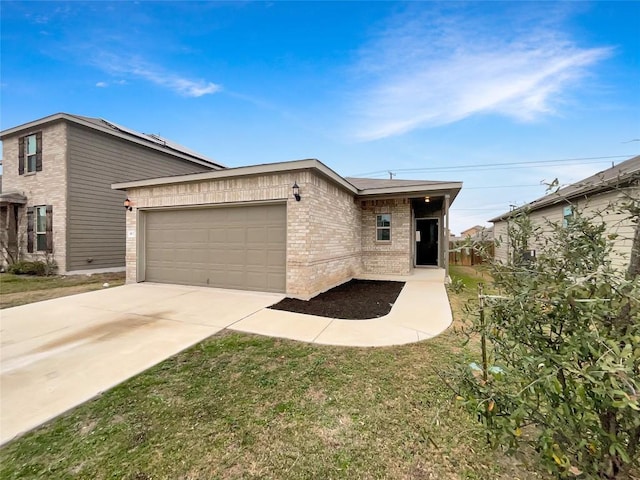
490, 155, 640, 272
113, 159, 462, 298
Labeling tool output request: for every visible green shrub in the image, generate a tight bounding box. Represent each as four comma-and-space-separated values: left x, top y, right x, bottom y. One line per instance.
458, 203, 640, 479
7, 260, 55, 276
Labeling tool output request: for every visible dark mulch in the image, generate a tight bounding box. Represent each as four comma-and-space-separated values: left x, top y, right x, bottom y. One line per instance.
269, 279, 405, 320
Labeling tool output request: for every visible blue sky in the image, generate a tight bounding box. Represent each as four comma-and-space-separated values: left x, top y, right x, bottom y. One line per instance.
1, 1, 639, 234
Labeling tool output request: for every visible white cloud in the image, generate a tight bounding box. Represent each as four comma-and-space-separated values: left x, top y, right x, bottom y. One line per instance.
96, 81, 108, 88
350, 5, 611, 141
92, 53, 221, 98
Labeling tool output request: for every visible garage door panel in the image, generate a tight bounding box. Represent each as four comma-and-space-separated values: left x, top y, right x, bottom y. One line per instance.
246, 272, 267, 289
225, 250, 246, 266
227, 228, 246, 243
246, 227, 266, 243
246, 249, 267, 267
268, 250, 286, 266
145, 204, 286, 293
208, 229, 228, 243
267, 273, 285, 290
267, 226, 286, 243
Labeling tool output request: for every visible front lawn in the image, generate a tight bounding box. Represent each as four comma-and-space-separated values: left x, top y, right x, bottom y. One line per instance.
0, 267, 546, 479
0, 272, 125, 309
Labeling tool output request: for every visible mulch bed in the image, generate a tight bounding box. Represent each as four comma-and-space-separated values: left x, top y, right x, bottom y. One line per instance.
269, 279, 405, 320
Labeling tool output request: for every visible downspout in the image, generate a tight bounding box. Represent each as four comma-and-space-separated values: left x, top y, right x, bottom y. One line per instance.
444, 193, 450, 280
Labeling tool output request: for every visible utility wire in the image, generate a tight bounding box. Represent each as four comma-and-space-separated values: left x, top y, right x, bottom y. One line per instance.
464, 183, 542, 190
348, 154, 635, 177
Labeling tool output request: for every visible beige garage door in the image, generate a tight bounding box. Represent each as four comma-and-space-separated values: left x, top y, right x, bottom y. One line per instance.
144, 204, 286, 293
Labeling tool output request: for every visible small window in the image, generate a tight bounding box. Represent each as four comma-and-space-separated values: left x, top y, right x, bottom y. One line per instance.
35, 206, 47, 251
26, 134, 38, 173
563, 206, 573, 227
376, 214, 391, 241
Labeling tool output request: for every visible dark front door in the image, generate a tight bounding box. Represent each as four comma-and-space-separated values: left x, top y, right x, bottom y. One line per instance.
416, 218, 439, 266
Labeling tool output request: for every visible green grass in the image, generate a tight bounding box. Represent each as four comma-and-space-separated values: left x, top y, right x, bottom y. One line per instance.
0, 272, 125, 308
0, 268, 546, 479
449, 265, 493, 292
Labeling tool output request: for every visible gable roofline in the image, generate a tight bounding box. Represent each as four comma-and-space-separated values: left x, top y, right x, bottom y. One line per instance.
0, 113, 225, 170
113, 158, 359, 193
112, 158, 462, 202
489, 155, 640, 223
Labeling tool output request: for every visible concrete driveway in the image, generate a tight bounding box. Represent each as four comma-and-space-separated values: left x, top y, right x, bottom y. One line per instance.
1, 269, 452, 445
0, 283, 284, 445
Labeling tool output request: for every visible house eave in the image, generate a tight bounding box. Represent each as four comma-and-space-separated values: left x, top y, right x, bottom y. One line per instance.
489, 181, 636, 223
489, 155, 640, 223
0, 113, 225, 170
112, 158, 360, 194
356, 183, 462, 202
112, 159, 464, 203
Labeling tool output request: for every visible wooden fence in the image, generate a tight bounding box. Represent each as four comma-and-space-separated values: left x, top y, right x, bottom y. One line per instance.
449, 241, 494, 266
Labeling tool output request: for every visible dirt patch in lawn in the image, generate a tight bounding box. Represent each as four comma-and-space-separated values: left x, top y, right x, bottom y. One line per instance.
269, 279, 405, 320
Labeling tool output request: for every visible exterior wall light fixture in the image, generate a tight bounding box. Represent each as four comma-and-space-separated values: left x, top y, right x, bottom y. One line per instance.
424, 196, 430, 203
292, 182, 301, 201
124, 198, 133, 211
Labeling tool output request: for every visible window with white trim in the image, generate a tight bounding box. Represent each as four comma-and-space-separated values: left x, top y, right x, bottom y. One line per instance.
26, 134, 38, 173
19, 131, 43, 175
35, 206, 47, 251
376, 214, 391, 241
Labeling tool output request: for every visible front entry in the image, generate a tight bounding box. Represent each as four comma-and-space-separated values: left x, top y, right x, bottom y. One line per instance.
416, 218, 439, 266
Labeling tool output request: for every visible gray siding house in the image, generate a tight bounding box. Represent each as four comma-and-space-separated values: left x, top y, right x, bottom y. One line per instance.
490, 155, 640, 271
0, 113, 223, 274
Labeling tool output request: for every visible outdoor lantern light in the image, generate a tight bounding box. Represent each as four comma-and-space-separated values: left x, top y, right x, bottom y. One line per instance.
292, 182, 301, 201
424, 196, 430, 203
124, 198, 133, 211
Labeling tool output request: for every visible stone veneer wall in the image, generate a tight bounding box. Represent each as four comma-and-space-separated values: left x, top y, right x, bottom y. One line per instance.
1, 122, 68, 272
125, 170, 363, 298
361, 199, 412, 275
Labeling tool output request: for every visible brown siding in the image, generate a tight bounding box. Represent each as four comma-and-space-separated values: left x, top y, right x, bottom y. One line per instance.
66, 123, 214, 271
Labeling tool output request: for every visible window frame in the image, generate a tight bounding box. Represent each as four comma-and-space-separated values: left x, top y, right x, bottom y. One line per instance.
35, 205, 47, 251
26, 134, 38, 173
19, 131, 42, 175
376, 213, 392, 242
562, 206, 573, 228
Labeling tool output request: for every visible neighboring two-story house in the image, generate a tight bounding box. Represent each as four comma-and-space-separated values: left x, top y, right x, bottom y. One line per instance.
0, 113, 224, 274
490, 155, 640, 271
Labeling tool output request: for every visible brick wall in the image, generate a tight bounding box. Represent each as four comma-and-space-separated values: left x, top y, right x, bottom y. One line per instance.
299, 173, 362, 296
125, 170, 363, 298
1, 122, 68, 272
361, 199, 412, 274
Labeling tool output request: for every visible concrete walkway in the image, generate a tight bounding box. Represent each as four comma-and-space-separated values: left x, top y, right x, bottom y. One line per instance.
231, 268, 452, 346
0, 268, 451, 445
